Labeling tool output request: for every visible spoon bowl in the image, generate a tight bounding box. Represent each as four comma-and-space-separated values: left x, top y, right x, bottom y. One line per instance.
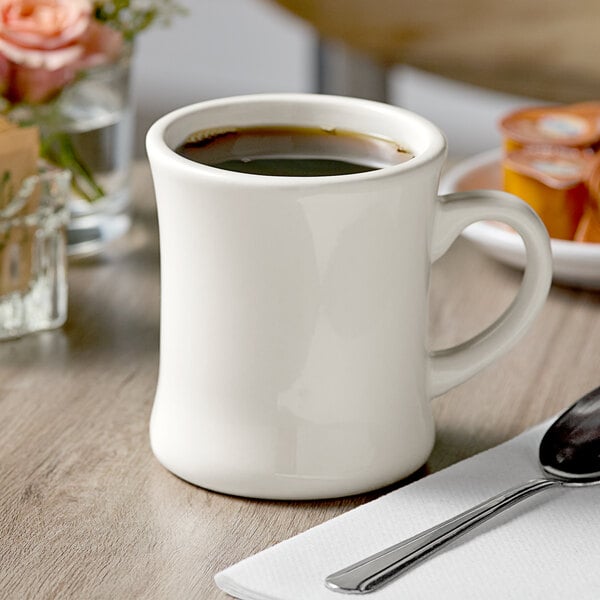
326, 385, 600, 594
539, 385, 600, 483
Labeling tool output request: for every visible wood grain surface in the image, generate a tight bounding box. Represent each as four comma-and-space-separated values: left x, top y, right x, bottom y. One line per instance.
1, 161, 599, 599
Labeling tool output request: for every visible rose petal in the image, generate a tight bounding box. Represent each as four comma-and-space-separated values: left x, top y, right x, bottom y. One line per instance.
9, 61, 74, 103
0, 0, 92, 50
0, 51, 9, 93
0, 35, 82, 69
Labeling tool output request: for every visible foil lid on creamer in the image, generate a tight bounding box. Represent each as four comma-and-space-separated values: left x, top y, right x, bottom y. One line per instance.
500, 105, 600, 149
504, 146, 594, 189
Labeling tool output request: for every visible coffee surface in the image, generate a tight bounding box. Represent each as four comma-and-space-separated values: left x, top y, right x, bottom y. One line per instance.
175, 125, 412, 176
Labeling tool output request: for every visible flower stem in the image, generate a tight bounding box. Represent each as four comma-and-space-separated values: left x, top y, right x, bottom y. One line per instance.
41, 132, 105, 202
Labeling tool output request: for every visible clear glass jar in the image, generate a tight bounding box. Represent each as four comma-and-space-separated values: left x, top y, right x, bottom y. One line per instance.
0, 166, 70, 339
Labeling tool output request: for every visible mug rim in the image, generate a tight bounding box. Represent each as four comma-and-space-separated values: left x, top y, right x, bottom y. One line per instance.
146, 93, 447, 186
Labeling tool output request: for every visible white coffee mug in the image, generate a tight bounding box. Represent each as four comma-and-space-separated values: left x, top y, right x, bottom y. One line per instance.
146, 94, 552, 500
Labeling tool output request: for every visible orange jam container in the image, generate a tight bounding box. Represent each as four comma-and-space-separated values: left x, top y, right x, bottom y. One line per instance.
574, 155, 600, 242
499, 105, 600, 152
503, 147, 593, 240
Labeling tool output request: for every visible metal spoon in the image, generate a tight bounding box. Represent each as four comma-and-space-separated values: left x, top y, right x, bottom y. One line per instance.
325, 385, 600, 594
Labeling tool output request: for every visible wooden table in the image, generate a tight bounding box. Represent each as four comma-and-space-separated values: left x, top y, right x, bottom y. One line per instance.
2, 161, 599, 599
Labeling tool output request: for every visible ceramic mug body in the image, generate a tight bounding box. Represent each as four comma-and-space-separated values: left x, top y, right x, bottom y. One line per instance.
146, 94, 552, 499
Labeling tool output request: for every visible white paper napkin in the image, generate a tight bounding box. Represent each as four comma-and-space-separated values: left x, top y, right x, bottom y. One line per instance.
215, 420, 600, 600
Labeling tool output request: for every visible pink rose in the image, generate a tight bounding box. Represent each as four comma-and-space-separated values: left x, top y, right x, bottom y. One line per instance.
9, 61, 72, 102
0, 0, 92, 70
0, 51, 9, 95
0, 0, 125, 104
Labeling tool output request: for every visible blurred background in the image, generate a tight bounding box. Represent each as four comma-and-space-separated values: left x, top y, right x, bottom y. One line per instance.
132, 0, 535, 159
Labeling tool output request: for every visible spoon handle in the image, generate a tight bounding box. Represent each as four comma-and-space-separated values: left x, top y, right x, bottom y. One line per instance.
325, 477, 561, 594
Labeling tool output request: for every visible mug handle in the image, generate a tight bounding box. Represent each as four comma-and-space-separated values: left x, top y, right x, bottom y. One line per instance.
429, 190, 552, 397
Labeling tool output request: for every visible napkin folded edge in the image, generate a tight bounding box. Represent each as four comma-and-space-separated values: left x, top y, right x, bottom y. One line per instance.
214, 419, 552, 599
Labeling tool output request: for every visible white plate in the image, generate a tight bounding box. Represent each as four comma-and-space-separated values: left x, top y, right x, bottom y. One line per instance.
440, 148, 600, 289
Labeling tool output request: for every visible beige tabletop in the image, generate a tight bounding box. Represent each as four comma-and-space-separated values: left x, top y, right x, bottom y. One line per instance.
1, 160, 599, 599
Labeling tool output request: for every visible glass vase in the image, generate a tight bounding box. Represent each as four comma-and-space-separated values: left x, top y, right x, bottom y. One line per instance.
9, 45, 134, 257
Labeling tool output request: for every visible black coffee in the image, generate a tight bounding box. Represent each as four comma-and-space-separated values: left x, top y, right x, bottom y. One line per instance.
175, 125, 413, 176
